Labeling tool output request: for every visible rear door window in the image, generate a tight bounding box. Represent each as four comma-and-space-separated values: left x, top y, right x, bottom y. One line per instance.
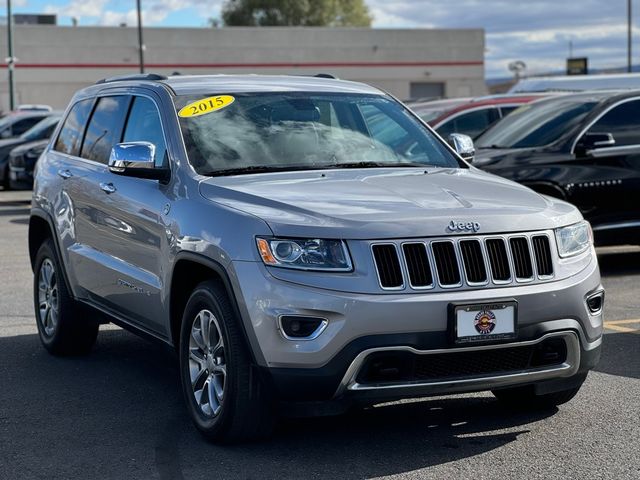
13, 117, 44, 136
81, 96, 131, 164
54, 99, 94, 156
437, 108, 499, 139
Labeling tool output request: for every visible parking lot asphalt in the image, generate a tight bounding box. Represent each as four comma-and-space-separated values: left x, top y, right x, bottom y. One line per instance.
0, 189, 638, 480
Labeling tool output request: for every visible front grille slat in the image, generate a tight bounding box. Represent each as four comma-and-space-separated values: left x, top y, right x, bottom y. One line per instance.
372, 244, 403, 289
402, 243, 433, 287
431, 241, 461, 286
510, 237, 534, 279
460, 240, 487, 284
486, 238, 511, 282
532, 235, 554, 277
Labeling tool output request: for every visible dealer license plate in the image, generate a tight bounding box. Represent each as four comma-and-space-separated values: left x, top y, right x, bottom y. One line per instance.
453, 301, 517, 344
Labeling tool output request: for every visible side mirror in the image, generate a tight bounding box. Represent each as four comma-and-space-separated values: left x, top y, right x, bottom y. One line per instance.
0, 128, 11, 139
577, 132, 615, 153
109, 142, 170, 182
447, 133, 475, 163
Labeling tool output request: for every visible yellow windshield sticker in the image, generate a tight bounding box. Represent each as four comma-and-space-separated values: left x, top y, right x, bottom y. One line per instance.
178, 95, 235, 118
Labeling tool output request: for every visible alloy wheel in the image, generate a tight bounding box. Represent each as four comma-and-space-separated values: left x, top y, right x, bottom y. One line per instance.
37, 258, 59, 337
188, 309, 227, 417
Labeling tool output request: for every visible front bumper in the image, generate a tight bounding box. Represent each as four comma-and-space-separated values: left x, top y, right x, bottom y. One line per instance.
231, 254, 603, 402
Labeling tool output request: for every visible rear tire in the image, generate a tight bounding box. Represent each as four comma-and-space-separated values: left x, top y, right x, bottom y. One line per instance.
492, 384, 582, 409
33, 239, 98, 355
179, 280, 274, 443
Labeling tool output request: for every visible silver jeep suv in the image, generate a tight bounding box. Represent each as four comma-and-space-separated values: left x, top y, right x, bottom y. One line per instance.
29, 74, 604, 442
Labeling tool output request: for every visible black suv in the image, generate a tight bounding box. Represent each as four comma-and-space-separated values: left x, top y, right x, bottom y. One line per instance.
474, 91, 640, 246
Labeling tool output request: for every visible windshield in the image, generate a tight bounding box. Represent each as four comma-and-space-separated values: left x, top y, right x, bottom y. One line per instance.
475, 98, 598, 149
175, 93, 461, 176
20, 116, 60, 142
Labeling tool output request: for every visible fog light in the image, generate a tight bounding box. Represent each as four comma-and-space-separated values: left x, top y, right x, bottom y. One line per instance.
586, 291, 604, 315
279, 315, 328, 340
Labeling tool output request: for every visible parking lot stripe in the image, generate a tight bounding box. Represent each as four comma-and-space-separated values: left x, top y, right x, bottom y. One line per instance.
604, 322, 639, 333
603, 318, 640, 325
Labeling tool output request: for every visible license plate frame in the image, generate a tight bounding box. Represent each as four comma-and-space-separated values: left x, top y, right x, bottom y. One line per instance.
449, 300, 518, 345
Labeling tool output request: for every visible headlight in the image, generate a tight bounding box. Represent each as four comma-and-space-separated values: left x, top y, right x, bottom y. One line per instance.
256, 237, 352, 271
555, 221, 593, 258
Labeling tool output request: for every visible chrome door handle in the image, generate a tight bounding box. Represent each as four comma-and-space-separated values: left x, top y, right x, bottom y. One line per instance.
57, 169, 73, 179
99, 182, 117, 194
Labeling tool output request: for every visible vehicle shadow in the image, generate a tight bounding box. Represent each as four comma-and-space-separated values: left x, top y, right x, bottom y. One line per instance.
0, 329, 558, 479
597, 247, 640, 276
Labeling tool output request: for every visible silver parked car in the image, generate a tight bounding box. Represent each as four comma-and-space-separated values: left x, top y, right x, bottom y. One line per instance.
29, 74, 603, 442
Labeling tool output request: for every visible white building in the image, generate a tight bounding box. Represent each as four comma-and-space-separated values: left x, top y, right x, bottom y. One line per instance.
0, 25, 485, 110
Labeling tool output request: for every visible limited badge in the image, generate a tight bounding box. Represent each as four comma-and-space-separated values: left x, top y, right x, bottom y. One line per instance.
474, 309, 496, 334
178, 95, 235, 118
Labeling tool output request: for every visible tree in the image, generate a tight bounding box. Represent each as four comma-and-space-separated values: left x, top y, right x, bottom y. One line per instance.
221, 0, 372, 27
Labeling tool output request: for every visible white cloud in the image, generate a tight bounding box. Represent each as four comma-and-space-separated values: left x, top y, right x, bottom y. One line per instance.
366, 0, 637, 77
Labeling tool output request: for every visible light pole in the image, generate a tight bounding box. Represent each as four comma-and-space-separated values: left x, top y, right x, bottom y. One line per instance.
628, 0, 633, 73
136, 0, 145, 73
6, 0, 16, 110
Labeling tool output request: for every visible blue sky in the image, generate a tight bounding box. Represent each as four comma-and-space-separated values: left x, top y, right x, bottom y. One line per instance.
1, 1, 637, 78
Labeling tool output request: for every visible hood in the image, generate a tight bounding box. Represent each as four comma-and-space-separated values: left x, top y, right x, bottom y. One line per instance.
10, 139, 48, 156
198, 167, 582, 239
0, 137, 24, 153
473, 147, 530, 167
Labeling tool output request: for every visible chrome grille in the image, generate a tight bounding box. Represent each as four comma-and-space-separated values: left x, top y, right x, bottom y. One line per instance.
371, 231, 555, 291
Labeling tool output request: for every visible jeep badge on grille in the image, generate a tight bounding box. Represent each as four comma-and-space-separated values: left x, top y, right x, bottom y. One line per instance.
447, 220, 481, 233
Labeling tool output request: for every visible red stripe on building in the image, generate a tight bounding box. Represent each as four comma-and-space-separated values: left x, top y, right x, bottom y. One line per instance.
15, 61, 483, 69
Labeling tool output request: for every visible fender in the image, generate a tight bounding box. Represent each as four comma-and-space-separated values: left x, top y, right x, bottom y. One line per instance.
170, 251, 266, 367
29, 207, 75, 298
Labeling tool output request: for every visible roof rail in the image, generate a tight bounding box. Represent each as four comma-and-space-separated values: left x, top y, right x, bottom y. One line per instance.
95, 73, 168, 85
314, 73, 337, 79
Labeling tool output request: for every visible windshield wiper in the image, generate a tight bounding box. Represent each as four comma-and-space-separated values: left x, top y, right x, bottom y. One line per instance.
322, 161, 425, 169
200, 165, 318, 177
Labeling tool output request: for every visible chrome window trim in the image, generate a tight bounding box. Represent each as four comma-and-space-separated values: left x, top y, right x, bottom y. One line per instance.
334, 331, 580, 397
570, 96, 640, 155
276, 314, 329, 342
370, 243, 405, 291
400, 241, 435, 290
53, 90, 173, 172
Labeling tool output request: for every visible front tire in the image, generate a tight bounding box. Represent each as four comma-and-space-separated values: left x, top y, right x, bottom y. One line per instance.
492, 383, 583, 409
179, 280, 274, 443
33, 239, 98, 355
